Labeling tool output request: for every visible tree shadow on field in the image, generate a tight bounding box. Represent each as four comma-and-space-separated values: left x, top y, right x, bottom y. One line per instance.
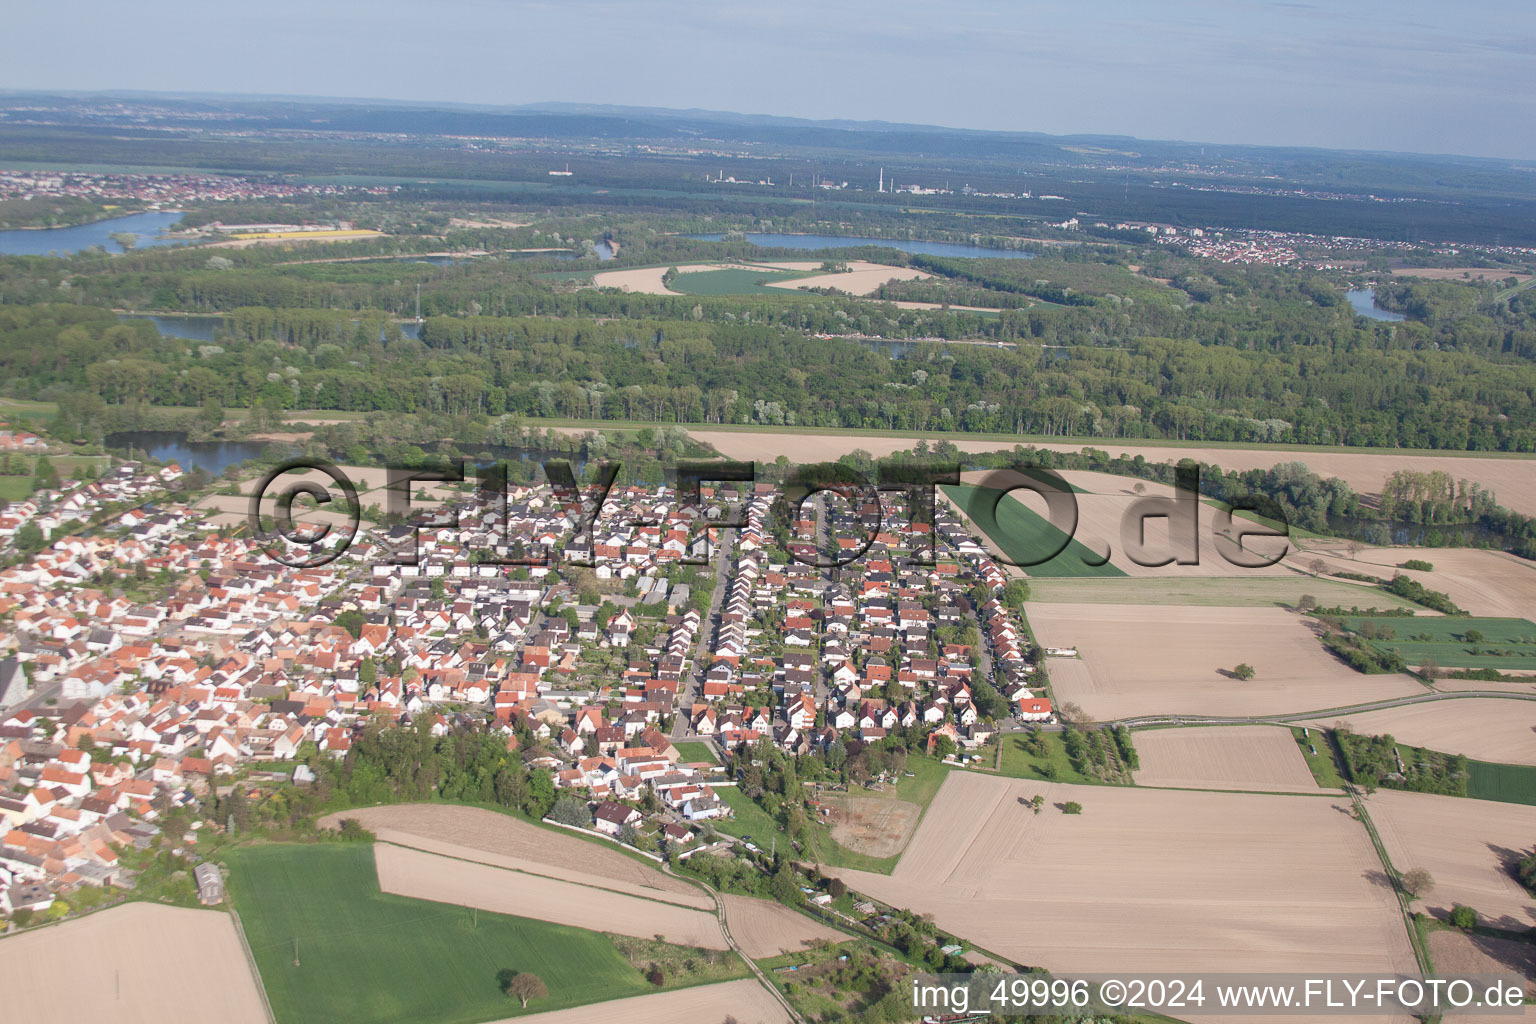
1362, 869, 1395, 891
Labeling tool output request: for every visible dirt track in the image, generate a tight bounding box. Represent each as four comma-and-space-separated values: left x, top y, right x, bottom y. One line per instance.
1132, 725, 1325, 792
0, 902, 268, 1024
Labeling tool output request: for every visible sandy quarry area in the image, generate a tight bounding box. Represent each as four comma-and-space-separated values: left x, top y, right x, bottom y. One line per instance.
1308, 699, 1536, 766
317, 804, 705, 904
1027, 603, 1423, 721
966, 468, 1295, 576
825, 772, 1416, 1007
1291, 543, 1536, 621
1132, 725, 1325, 793
685, 432, 1536, 517
589, 261, 822, 294
374, 843, 727, 949
765, 263, 931, 296
1366, 789, 1536, 929
488, 977, 791, 1024
721, 894, 845, 958
0, 902, 268, 1024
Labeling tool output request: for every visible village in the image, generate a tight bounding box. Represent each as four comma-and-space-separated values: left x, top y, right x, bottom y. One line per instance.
0, 449, 1056, 922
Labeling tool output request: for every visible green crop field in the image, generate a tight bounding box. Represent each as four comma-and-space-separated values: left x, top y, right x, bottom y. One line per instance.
1466, 760, 1536, 806
943, 483, 1126, 578
1343, 615, 1536, 670
668, 268, 813, 296
224, 843, 652, 1024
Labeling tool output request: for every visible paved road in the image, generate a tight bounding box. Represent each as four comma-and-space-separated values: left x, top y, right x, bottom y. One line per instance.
1109, 688, 1536, 729
672, 508, 737, 739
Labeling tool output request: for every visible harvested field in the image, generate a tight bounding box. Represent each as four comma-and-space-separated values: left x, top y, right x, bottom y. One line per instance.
1132, 725, 1325, 793
1027, 603, 1422, 721
1366, 789, 1536, 929
1295, 544, 1536, 620
1426, 929, 1536, 1002
374, 843, 727, 949
721, 894, 845, 959
1027, 575, 1416, 609
765, 263, 931, 295
963, 469, 1293, 577
0, 902, 268, 1024
1308, 699, 1536, 766
589, 261, 822, 295
685, 433, 1536, 517
825, 772, 1415, 996
825, 796, 922, 857
487, 978, 790, 1024
317, 804, 705, 904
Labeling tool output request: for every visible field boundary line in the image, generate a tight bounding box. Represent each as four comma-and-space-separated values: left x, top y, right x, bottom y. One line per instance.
228, 907, 278, 1024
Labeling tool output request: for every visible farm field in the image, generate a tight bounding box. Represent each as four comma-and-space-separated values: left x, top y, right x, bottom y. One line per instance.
825, 773, 1416, 998
1026, 575, 1416, 610
373, 843, 727, 949
1131, 725, 1327, 793
1027, 603, 1423, 721
315, 804, 704, 904
1306, 699, 1536, 766
1047, 469, 1296, 576
685, 431, 1536, 517
1342, 615, 1536, 672
1466, 760, 1536, 806
1425, 929, 1536, 1005
720, 895, 845, 959
764, 262, 931, 295
0, 903, 268, 1024
1304, 545, 1536, 620
1365, 789, 1536, 929
485, 978, 790, 1024
1391, 266, 1531, 283
224, 843, 654, 1024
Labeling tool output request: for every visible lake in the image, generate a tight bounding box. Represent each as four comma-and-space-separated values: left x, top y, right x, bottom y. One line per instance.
104, 431, 274, 477
119, 313, 224, 342
1346, 288, 1406, 322
0, 211, 189, 256
688, 232, 1036, 260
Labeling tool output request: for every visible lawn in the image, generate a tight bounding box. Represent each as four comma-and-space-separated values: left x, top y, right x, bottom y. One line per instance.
1466, 760, 1536, 806
1344, 615, 1536, 671
0, 476, 32, 501
714, 786, 784, 842
995, 729, 1097, 785
223, 843, 653, 1024
672, 740, 718, 764
942, 483, 1126, 578
1291, 726, 1348, 789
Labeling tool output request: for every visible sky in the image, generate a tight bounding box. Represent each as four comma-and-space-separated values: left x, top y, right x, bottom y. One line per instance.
8, 0, 1535, 160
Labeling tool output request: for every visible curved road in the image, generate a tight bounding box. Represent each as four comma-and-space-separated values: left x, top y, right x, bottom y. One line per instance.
1108, 687, 1536, 729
